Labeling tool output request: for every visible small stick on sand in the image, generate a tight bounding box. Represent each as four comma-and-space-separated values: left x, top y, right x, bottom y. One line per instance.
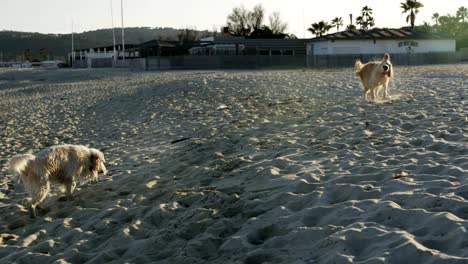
171, 137, 191, 144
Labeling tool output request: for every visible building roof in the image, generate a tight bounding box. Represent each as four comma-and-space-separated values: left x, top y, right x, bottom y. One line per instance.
312, 28, 453, 42
73, 44, 137, 52
137, 40, 178, 48
211, 36, 310, 48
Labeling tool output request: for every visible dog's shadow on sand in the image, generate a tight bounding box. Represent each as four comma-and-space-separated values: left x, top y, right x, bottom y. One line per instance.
361, 93, 408, 105
9, 183, 101, 220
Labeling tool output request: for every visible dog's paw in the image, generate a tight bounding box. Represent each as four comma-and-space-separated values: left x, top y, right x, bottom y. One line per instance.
29, 211, 36, 219
58, 196, 74, 202
36, 206, 50, 215
88, 178, 99, 184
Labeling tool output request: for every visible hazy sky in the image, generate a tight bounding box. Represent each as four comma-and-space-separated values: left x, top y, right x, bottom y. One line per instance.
1, 0, 466, 37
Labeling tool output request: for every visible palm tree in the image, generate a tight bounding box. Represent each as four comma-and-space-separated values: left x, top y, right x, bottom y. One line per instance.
331, 17, 344, 32
401, 0, 424, 29
346, 24, 357, 31
432, 12, 440, 26
438, 15, 459, 36
356, 16, 364, 29
362, 5, 373, 19
308, 21, 332, 37
456, 6, 468, 23
356, 6, 375, 30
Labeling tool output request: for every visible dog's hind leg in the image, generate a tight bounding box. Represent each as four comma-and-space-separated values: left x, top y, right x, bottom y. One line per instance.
375, 85, 383, 100
29, 182, 50, 218
361, 82, 370, 101
371, 86, 378, 101
365, 80, 376, 101
363, 89, 370, 101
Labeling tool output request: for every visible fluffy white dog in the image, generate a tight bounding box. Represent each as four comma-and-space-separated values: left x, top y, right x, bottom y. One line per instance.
8, 144, 107, 218
355, 53, 394, 101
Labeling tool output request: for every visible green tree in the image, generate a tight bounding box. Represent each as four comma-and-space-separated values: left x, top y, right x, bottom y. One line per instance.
39, 48, 48, 61
356, 6, 375, 30
346, 24, 357, 31
23, 49, 33, 62
331, 17, 344, 32
401, 0, 424, 29
308, 21, 332, 37
438, 15, 461, 37
415, 22, 432, 33
456, 6, 468, 23
432, 12, 440, 26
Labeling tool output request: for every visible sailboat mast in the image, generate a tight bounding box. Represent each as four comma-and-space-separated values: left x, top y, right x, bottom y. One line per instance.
121, 0, 125, 61
71, 20, 75, 66
111, 0, 117, 61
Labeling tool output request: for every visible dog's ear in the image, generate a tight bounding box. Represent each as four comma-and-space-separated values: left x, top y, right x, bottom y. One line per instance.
89, 153, 100, 172
384, 53, 390, 61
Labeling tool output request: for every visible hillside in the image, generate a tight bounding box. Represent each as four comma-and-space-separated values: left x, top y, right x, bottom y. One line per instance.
0, 27, 212, 61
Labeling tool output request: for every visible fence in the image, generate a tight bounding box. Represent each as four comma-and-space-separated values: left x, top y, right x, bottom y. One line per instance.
71, 60, 87, 69
72, 59, 127, 69
129, 55, 307, 70
307, 52, 468, 68
113, 60, 131, 68
71, 52, 468, 70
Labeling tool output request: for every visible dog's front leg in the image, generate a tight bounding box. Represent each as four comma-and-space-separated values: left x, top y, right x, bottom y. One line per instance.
382, 81, 389, 100
66, 181, 76, 201
29, 204, 37, 218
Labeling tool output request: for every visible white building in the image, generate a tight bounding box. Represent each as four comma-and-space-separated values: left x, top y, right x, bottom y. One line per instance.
307, 28, 456, 56
68, 44, 137, 68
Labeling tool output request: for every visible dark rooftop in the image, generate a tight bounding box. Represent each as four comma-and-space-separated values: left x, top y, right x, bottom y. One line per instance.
312, 28, 453, 41
211, 36, 310, 48
137, 40, 178, 48
73, 44, 136, 52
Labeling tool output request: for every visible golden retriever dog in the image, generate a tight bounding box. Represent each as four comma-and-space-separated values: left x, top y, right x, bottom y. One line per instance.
8, 144, 107, 218
355, 53, 393, 101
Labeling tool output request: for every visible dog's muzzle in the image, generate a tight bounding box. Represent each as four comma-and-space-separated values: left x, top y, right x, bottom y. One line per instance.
99, 164, 108, 175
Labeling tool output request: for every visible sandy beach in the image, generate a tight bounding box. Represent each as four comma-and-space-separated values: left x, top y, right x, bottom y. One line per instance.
0, 65, 467, 263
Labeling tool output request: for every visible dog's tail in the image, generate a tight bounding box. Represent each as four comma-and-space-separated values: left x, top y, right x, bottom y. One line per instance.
355, 60, 363, 73
8, 154, 34, 178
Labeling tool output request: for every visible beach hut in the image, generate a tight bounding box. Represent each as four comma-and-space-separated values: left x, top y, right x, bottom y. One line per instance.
307, 28, 456, 56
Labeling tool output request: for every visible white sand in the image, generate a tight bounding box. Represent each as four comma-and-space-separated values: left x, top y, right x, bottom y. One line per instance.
0, 65, 467, 263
